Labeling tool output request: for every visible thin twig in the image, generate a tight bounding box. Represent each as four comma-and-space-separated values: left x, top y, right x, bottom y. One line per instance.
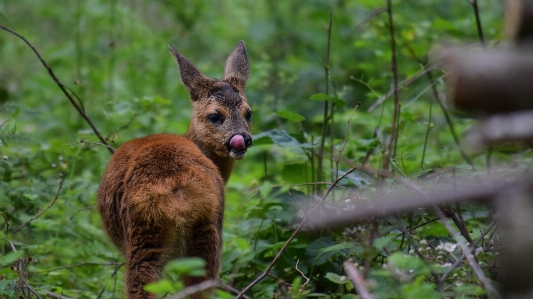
235, 166, 360, 298
317, 10, 333, 194
366, 62, 442, 112
295, 260, 310, 287
343, 261, 375, 299
11, 179, 64, 235
69, 140, 116, 152
39, 262, 123, 274
42, 290, 74, 299
382, 0, 400, 177
0, 24, 114, 154
355, 7, 388, 31
1, 212, 9, 235
469, 0, 485, 44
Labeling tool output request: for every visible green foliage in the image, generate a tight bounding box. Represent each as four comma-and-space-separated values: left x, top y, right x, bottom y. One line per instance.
144, 258, 206, 296
0, 0, 513, 298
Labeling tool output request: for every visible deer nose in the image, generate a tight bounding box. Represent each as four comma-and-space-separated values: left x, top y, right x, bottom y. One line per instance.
243, 134, 252, 148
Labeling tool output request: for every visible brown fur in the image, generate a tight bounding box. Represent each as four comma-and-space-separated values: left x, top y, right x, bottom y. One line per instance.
97, 41, 252, 299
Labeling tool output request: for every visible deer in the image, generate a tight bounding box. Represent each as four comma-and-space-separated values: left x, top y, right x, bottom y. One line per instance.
97, 41, 252, 299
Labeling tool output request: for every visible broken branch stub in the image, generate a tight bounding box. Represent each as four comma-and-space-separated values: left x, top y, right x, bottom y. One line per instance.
441, 48, 533, 114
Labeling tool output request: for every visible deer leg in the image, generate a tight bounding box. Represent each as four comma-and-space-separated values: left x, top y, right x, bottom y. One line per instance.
124, 212, 172, 299
185, 221, 222, 298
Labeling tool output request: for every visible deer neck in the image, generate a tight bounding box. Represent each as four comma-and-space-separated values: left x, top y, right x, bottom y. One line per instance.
184, 131, 235, 184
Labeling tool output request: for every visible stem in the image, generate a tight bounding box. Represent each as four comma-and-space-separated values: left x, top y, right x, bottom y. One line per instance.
421, 101, 432, 171
470, 0, 485, 44
317, 10, 333, 194
382, 0, 400, 177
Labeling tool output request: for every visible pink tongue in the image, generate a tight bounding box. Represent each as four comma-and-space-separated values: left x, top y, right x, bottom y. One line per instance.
230, 135, 246, 152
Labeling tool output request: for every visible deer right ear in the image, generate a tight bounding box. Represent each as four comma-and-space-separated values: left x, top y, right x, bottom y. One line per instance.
223, 41, 250, 90
169, 45, 210, 100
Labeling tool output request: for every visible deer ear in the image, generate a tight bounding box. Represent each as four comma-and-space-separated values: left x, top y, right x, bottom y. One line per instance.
223, 41, 250, 90
168, 45, 210, 100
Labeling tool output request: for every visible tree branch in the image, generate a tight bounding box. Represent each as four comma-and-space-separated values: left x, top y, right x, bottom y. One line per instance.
0, 24, 114, 154
343, 261, 375, 299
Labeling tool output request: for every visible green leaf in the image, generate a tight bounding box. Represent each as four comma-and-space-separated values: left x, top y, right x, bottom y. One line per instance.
259, 181, 273, 198
281, 163, 308, 184
166, 257, 206, 277
253, 129, 313, 148
373, 235, 395, 250
0, 279, 16, 296
337, 170, 371, 188
401, 275, 439, 299
11, 107, 20, 118
0, 251, 23, 267
310, 93, 345, 107
9, 121, 16, 135
144, 279, 181, 295
324, 272, 353, 291
276, 109, 305, 122
388, 252, 429, 276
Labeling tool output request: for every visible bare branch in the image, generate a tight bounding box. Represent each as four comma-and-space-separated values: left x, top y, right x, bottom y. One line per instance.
42, 290, 74, 299
308, 176, 532, 230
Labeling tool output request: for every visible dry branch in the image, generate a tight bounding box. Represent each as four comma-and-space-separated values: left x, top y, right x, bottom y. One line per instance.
506, 0, 533, 42
343, 261, 375, 299
465, 111, 533, 148
307, 177, 532, 230
441, 47, 533, 114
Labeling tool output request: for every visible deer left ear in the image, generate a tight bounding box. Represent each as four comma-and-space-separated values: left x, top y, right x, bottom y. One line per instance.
223, 41, 250, 90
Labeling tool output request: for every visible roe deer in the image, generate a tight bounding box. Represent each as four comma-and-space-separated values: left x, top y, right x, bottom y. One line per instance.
97, 41, 252, 299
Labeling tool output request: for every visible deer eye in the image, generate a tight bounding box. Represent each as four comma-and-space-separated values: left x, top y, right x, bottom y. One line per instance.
208, 113, 223, 125
245, 111, 252, 122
